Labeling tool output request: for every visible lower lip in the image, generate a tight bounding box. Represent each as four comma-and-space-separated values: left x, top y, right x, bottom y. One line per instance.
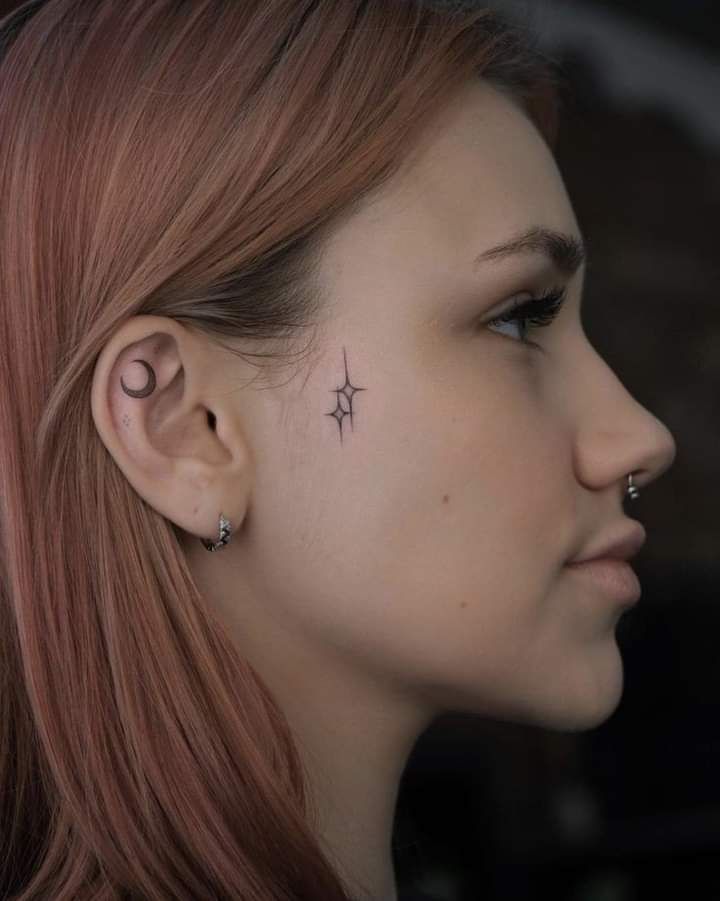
565, 558, 641, 605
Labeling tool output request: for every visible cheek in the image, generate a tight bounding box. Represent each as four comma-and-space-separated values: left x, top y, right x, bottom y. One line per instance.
371, 377, 572, 646
250, 352, 568, 670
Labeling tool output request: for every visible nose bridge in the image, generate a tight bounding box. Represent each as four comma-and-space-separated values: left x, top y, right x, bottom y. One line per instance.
572, 337, 677, 488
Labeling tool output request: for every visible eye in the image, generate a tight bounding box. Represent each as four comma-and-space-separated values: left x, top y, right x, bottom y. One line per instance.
486, 287, 567, 347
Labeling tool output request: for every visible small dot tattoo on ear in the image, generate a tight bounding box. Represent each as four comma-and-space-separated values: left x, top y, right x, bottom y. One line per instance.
326, 347, 366, 445
120, 359, 156, 398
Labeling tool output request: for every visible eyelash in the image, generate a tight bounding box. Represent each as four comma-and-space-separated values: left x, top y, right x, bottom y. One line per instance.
487, 287, 567, 347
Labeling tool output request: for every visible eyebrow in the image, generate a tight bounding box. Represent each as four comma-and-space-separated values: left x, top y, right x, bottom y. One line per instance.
473, 226, 587, 277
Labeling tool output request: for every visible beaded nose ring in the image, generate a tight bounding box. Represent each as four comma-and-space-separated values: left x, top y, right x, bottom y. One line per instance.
626, 472, 640, 501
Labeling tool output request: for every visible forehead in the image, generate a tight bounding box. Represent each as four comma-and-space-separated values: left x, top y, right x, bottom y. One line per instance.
320, 78, 580, 319
380, 78, 577, 253
334, 79, 579, 262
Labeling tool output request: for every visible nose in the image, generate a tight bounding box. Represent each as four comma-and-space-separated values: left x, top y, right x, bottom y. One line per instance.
572, 341, 677, 495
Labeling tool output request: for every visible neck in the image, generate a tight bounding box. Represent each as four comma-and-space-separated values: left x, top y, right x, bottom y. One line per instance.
261, 644, 434, 901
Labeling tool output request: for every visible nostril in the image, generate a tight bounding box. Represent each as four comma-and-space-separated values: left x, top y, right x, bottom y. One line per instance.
207, 411, 217, 431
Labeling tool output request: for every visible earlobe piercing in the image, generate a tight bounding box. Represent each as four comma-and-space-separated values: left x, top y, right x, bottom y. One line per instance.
200, 513, 233, 552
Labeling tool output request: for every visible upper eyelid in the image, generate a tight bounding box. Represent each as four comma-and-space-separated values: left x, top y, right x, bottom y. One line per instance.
484, 290, 567, 349
486, 276, 571, 311
491, 288, 566, 318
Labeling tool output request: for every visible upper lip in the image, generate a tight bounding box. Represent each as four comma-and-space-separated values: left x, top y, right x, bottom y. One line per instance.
567, 521, 647, 564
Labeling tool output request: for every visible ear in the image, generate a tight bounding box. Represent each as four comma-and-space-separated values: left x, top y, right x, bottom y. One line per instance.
90, 315, 252, 548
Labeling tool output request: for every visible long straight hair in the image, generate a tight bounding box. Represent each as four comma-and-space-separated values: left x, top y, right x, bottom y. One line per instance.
0, 1, 562, 898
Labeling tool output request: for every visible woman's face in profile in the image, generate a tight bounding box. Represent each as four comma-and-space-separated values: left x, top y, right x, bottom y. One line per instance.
207, 78, 676, 733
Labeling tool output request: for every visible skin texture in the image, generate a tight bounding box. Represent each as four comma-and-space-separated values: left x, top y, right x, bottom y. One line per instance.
91, 79, 677, 900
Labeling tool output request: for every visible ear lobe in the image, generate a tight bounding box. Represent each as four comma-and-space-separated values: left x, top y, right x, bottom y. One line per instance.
90, 315, 250, 547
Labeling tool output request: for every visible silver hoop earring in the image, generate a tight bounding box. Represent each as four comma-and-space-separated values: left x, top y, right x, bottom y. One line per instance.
200, 513, 233, 551
626, 473, 640, 501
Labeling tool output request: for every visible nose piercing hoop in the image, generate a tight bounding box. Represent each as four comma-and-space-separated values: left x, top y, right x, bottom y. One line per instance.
626, 472, 640, 501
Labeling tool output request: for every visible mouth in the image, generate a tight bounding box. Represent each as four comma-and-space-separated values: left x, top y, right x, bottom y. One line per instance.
567, 521, 647, 565
564, 557, 641, 606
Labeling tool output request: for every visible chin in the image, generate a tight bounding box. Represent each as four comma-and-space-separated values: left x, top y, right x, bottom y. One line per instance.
545, 698, 621, 733
516, 650, 626, 733
545, 669, 625, 733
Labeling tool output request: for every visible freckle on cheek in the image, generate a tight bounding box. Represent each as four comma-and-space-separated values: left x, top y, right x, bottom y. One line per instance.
442, 494, 450, 504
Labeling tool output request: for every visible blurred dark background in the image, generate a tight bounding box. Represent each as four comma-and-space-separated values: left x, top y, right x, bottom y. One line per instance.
0, 1, 716, 900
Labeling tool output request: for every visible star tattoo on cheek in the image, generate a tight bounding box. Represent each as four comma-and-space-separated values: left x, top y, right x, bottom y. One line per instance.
325, 347, 366, 445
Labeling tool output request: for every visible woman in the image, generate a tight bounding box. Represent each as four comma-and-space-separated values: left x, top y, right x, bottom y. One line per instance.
0, 1, 676, 899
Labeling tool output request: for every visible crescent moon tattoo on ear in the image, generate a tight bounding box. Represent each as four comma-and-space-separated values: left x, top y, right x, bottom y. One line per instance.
120, 359, 157, 398
326, 347, 366, 445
